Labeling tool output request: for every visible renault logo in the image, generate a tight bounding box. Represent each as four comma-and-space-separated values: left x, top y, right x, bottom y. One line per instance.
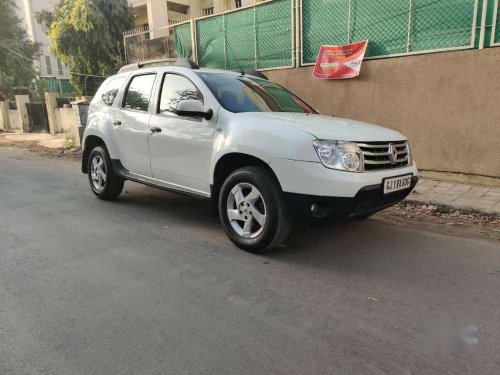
388, 143, 398, 164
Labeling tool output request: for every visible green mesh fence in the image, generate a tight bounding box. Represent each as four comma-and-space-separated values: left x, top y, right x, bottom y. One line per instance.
60, 79, 76, 94
410, 0, 476, 51
123, 0, 490, 69
196, 16, 226, 68
302, 0, 349, 62
172, 22, 193, 59
196, 0, 293, 70
256, 0, 294, 68
225, 7, 256, 70
301, 0, 478, 63
351, 1, 409, 56
494, 1, 500, 45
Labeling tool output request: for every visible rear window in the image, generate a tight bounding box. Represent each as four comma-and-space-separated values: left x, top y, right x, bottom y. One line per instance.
123, 74, 156, 112
102, 77, 126, 106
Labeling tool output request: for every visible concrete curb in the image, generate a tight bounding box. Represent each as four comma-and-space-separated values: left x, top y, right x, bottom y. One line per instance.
407, 178, 500, 218
404, 198, 500, 218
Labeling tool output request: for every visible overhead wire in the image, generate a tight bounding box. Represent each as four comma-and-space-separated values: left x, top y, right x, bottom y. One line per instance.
0, 41, 107, 78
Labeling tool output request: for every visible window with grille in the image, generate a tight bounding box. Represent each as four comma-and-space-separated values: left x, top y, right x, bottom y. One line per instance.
203, 7, 214, 15
45, 56, 52, 75
57, 59, 64, 75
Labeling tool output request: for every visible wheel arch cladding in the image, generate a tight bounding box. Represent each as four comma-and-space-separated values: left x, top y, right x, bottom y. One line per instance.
212, 153, 282, 200
81, 136, 107, 173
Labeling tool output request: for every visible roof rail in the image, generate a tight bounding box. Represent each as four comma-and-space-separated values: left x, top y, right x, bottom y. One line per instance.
119, 58, 200, 73
242, 69, 268, 80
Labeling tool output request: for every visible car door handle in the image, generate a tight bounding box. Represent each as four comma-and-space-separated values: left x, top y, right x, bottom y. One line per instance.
113, 120, 122, 126
150, 127, 162, 133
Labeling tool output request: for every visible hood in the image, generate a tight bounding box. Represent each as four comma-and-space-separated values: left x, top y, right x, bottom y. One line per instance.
237, 112, 406, 142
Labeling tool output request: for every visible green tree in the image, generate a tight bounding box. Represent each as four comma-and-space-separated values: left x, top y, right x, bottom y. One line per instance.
0, 0, 40, 100
36, 0, 134, 95
30, 78, 50, 101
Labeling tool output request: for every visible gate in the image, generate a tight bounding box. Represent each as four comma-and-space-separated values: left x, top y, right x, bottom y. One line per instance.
26, 103, 49, 132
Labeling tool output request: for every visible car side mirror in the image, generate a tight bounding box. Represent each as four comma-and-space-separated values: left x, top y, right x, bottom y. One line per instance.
176, 100, 213, 120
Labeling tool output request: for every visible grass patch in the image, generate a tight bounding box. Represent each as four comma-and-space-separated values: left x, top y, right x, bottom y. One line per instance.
434, 205, 453, 214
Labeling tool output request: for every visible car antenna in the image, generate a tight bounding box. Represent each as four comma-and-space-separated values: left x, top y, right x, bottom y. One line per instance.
213, 17, 245, 76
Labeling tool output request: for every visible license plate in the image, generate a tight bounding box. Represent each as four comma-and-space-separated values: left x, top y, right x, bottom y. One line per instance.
383, 174, 413, 195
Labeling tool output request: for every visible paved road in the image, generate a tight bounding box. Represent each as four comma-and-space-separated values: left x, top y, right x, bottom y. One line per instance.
1, 147, 499, 375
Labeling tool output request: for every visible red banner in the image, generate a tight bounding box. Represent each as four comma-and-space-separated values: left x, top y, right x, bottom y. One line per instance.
313, 41, 368, 79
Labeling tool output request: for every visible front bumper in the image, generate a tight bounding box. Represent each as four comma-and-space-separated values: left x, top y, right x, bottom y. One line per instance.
284, 176, 418, 219
270, 159, 418, 197
269, 158, 418, 219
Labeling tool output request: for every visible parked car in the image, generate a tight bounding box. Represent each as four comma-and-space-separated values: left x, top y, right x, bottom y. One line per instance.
82, 58, 418, 252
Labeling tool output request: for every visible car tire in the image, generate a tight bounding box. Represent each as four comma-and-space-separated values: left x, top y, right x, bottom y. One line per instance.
87, 146, 124, 200
219, 166, 291, 253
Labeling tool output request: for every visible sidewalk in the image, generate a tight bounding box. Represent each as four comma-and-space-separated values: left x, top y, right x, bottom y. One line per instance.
408, 178, 500, 217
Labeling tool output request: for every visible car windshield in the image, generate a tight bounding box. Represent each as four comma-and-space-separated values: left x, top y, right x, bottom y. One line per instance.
197, 72, 318, 114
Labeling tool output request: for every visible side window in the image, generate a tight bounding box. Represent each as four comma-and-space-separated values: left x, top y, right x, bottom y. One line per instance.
102, 77, 126, 107
123, 74, 156, 112
159, 74, 203, 115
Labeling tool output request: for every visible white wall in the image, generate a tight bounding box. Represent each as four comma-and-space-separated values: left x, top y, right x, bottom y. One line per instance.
0, 102, 9, 130
54, 108, 76, 132
51, 107, 81, 146
8, 110, 21, 130
54, 108, 63, 132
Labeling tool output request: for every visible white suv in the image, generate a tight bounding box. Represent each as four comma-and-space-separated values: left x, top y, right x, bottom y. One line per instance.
82, 59, 418, 252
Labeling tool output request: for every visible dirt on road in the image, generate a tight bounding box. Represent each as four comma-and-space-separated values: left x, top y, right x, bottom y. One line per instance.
0, 139, 82, 159
375, 202, 500, 243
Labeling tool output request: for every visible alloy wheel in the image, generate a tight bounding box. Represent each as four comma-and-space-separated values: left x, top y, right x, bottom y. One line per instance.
226, 182, 267, 239
90, 155, 107, 191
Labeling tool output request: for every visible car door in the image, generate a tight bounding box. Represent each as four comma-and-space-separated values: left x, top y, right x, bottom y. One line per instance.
148, 73, 216, 195
110, 73, 156, 177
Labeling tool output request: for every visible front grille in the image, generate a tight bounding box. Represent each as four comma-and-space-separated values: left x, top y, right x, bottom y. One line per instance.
357, 141, 410, 171
352, 188, 410, 215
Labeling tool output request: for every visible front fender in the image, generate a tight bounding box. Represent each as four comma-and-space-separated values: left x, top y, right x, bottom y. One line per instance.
210, 109, 319, 184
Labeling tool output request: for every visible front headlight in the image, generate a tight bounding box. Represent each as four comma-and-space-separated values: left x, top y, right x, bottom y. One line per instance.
406, 141, 413, 166
313, 140, 363, 172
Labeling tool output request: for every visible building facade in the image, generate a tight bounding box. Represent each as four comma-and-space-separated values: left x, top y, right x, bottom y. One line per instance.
128, 0, 257, 30
15, 0, 69, 80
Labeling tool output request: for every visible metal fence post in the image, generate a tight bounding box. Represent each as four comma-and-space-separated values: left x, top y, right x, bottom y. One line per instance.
254, 5, 258, 69
406, 0, 413, 52
84, 75, 89, 97
190, 19, 198, 63
479, 0, 489, 48
292, 0, 298, 68
223, 14, 227, 69
164, 25, 170, 57
295, 0, 301, 67
490, 0, 499, 46
123, 35, 129, 64
347, 0, 352, 44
